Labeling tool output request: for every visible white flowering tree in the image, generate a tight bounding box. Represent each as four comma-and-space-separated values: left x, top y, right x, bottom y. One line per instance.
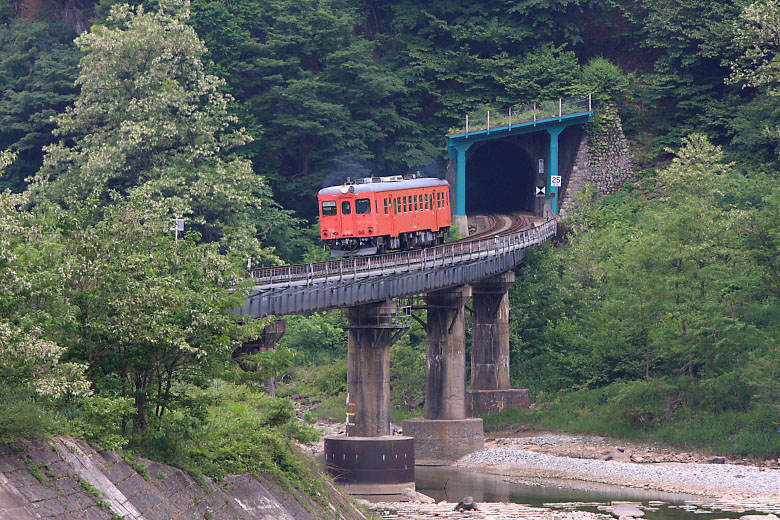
25, 0, 272, 436
34, 0, 276, 254
0, 151, 91, 398
729, 0, 780, 91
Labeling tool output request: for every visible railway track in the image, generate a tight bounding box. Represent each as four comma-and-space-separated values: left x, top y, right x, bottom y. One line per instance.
247, 213, 554, 288
455, 212, 537, 242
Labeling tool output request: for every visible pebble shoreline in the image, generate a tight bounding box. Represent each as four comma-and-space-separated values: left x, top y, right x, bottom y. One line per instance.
458, 446, 780, 496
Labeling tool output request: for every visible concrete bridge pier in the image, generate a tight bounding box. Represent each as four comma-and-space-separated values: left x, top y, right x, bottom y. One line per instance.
467, 271, 530, 415
324, 300, 414, 494
404, 287, 484, 465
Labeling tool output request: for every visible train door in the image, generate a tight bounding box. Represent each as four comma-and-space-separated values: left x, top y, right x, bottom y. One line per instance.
339, 197, 355, 237
431, 190, 441, 230
354, 196, 374, 235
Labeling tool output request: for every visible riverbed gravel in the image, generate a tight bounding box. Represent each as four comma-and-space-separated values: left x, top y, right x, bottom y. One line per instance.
458, 445, 780, 498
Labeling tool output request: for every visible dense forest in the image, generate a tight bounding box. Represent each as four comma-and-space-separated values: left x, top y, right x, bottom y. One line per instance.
1, 0, 780, 490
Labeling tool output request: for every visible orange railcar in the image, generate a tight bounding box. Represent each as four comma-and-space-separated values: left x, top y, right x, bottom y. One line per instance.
318, 176, 452, 257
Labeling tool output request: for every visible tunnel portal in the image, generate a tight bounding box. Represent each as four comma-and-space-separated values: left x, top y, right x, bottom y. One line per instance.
465, 141, 536, 214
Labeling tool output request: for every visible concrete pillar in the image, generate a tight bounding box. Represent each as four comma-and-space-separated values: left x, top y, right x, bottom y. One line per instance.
468, 272, 530, 415
404, 287, 484, 465
447, 142, 472, 236
342, 300, 396, 437
325, 300, 415, 494
471, 273, 513, 391
424, 289, 468, 420
547, 127, 564, 217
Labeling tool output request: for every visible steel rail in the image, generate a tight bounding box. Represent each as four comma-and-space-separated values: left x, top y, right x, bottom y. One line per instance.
248, 218, 556, 290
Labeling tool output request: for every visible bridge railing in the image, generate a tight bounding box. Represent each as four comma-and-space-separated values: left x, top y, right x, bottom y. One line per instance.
448, 95, 592, 137
248, 219, 557, 288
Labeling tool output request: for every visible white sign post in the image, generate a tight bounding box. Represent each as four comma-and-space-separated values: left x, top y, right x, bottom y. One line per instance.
170, 218, 185, 244
551, 175, 562, 187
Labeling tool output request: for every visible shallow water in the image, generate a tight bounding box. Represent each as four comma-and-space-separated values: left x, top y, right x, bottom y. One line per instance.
370, 466, 764, 520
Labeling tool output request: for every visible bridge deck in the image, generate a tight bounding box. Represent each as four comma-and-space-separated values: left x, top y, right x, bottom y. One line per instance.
241, 219, 556, 318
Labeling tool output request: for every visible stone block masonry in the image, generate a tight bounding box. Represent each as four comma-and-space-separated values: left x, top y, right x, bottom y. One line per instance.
559, 104, 634, 218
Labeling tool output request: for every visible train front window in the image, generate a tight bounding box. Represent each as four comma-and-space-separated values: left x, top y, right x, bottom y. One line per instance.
356, 198, 371, 214
322, 201, 337, 216
342, 201, 352, 215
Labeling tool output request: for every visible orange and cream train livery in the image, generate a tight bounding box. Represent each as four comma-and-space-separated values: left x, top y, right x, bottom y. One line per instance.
318, 175, 452, 257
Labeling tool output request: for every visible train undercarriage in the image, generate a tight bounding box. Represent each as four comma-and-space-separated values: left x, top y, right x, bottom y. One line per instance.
327, 228, 448, 257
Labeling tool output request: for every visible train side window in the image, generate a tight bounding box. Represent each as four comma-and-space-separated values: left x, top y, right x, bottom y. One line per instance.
437, 192, 441, 208
356, 198, 371, 214
342, 201, 352, 215
424, 194, 428, 210
413, 195, 417, 211
322, 200, 337, 216
322, 201, 337, 216
395, 197, 399, 213
384, 198, 389, 215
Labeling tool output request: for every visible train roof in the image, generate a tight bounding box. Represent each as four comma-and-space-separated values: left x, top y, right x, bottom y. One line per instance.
318, 177, 449, 196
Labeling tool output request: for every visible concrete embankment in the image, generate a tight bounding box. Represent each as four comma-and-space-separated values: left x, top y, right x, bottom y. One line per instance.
0, 436, 366, 520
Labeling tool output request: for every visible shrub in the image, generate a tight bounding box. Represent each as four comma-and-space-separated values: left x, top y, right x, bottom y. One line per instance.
605, 378, 679, 426
0, 393, 60, 445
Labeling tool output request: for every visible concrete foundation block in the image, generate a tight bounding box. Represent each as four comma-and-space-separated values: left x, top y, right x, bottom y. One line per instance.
452, 215, 468, 237
466, 389, 530, 416
324, 436, 414, 495
402, 418, 484, 465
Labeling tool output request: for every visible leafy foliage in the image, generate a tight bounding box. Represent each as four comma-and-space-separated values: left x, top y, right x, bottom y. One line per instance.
0, 12, 80, 192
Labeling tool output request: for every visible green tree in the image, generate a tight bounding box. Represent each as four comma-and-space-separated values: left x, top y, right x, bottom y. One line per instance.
0, 8, 80, 192
190, 0, 410, 220
0, 151, 90, 398
27, 0, 271, 437
34, 0, 278, 255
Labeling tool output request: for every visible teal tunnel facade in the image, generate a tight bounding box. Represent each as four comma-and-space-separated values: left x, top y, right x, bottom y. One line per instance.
446, 110, 592, 218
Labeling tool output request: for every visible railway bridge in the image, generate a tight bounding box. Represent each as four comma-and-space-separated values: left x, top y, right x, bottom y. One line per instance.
238, 97, 594, 494
240, 217, 555, 494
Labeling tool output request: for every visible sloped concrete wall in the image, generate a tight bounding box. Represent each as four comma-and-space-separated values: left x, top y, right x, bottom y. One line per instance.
0, 437, 366, 520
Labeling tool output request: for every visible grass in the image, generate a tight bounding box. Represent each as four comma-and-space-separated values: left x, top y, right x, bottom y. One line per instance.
0, 396, 61, 446
122, 453, 151, 481
481, 388, 780, 460
77, 476, 122, 520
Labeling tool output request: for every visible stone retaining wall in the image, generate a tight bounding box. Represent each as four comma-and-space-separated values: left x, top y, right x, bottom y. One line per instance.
560, 104, 634, 218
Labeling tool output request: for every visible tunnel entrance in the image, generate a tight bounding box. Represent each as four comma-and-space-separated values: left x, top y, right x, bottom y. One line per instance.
465, 141, 536, 214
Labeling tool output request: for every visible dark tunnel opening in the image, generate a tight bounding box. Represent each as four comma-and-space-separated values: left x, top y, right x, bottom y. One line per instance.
465, 141, 535, 214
